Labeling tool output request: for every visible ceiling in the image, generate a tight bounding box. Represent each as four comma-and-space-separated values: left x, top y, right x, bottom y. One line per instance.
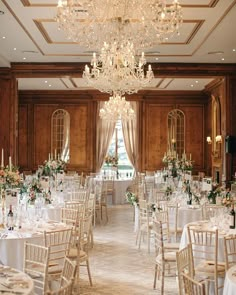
0, 0, 236, 92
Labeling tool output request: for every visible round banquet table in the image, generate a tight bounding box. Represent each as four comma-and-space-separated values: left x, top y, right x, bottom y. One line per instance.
95, 178, 133, 205
0, 265, 34, 294
176, 206, 202, 228
223, 265, 236, 295
113, 178, 133, 205
0, 221, 70, 270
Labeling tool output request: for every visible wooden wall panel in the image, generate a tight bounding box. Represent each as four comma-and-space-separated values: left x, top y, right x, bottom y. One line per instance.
34, 104, 53, 166
0, 78, 11, 162
180, 105, 205, 171
66, 105, 88, 167
143, 104, 172, 170
18, 104, 28, 168
142, 100, 205, 174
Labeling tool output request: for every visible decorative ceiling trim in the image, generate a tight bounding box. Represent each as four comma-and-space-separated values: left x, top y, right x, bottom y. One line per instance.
2, 0, 44, 55
192, 0, 236, 55
20, 0, 220, 8
165, 20, 204, 45
35, 19, 204, 47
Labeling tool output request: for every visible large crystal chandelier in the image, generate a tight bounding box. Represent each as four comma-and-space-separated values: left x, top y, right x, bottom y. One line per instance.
82, 41, 154, 95
56, 0, 183, 50
99, 93, 135, 122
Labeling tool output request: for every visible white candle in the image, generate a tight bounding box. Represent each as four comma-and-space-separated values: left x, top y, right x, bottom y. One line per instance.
1, 148, 4, 168
54, 149, 57, 160
48, 153, 51, 161
9, 156, 12, 171
190, 153, 192, 161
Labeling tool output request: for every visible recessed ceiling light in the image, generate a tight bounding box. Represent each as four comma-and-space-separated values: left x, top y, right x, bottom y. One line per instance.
191, 84, 194, 87
2, 36, 6, 39
195, 80, 199, 83
49, 84, 52, 87
45, 80, 48, 83
23, 57, 26, 60
208, 51, 224, 55
233, 49, 236, 52
156, 57, 159, 60
13, 48, 16, 51
221, 58, 225, 61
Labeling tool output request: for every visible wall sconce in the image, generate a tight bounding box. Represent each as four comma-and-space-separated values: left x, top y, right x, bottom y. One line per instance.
215, 135, 222, 143
206, 136, 212, 144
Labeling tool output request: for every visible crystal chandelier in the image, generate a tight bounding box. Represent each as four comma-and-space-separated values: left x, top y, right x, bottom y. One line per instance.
99, 93, 135, 122
82, 41, 154, 95
56, 0, 183, 50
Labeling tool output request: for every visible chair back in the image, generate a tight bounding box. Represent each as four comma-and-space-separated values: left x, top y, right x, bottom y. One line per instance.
224, 235, 236, 270
43, 228, 73, 272
187, 225, 224, 295
153, 210, 170, 242
23, 242, 50, 294
60, 258, 77, 288
69, 189, 88, 203
182, 272, 206, 295
152, 220, 164, 261
176, 245, 194, 295
167, 204, 179, 241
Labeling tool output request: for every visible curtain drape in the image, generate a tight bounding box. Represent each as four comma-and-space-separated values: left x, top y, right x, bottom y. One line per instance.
121, 101, 139, 174
95, 101, 116, 172
61, 111, 70, 162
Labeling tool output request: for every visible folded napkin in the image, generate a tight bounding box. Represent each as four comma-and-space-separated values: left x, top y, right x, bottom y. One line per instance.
5, 275, 29, 288
0, 266, 11, 272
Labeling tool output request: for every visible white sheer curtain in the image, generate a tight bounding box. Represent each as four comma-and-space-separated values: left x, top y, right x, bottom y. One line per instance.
96, 101, 116, 172
121, 101, 139, 173
61, 111, 70, 162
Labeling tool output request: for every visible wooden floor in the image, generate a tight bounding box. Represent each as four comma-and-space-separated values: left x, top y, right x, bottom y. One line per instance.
79, 205, 178, 294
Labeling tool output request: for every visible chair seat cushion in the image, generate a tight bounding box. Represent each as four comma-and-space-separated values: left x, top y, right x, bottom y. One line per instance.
195, 260, 225, 275
67, 248, 87, 259
164, 242, 179, 249
156, 251, 176, 264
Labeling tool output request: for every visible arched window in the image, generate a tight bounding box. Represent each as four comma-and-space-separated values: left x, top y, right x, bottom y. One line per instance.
51, 109, 70, 162
167, 109, 185, 156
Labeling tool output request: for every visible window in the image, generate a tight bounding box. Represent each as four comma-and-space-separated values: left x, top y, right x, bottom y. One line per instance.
102, 120, 134, 177
167, 109, 185, 156
51, 109, 70, 162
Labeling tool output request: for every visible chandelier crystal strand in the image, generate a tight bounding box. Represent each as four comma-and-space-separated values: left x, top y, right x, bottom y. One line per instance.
99, 93, 136, 122
83, 42, 154, 95
56, 0, 183, 50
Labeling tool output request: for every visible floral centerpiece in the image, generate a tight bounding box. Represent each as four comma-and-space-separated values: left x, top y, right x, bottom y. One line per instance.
42, 159, 66, 176
126, 191, 138, 206
0, 165, 21, 190
180, 159, 193, 171
105, 154, 118, 167
27, 178, 52, 204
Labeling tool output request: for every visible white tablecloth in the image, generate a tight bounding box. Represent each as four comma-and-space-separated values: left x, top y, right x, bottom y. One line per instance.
0, 265, 34, 294
0, 221, 70, 270
176, 206, 202, 228
223, 265, 236, 295
113, 179, 133, 205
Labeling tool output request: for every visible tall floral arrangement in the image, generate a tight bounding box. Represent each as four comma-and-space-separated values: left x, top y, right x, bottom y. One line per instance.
0, 165, 21, 190
105, 154, 118, 166
42, 159, 66, 176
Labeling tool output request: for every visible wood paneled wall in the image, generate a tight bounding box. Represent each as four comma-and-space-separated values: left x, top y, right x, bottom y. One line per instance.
18, 92, 96, 173
140, 92, 207, 174
1, 63, 236, 179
